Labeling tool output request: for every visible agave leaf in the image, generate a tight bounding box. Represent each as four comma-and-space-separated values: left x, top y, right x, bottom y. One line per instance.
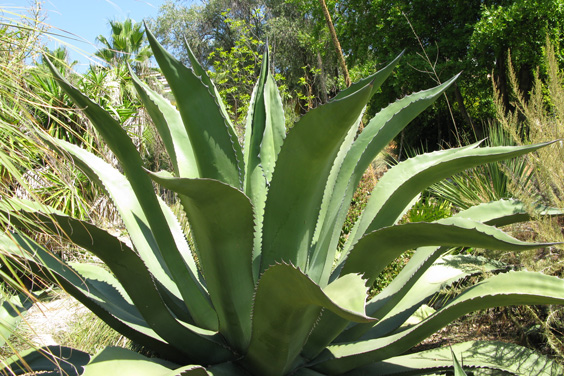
40, 135, 216, 330
243, 47, 285, 281
243, 46, 285, 183
452, 349, 467, 376
244, 264, 375, 376
260, 79, 375, 273
309, 75, 459, 286
2, 228, 232, 364
302, 274, 370, 359
183, 38, 236, 137
457, 198, 564, 227
1, 345, 90, 376
344, 340, 563, 375
145, 28, 243, 187
339, 141, 554, 268
44, 62, 217, 330
347, 254, 507, 343
358, 199, 553, 324
129, 69, 198, 179
0, 231, 187, 360
340, 217, 552, 285
313, 271, 564, 374
0, 293, 33, 347
83, 346, 211, 376
149, 172, 255, 352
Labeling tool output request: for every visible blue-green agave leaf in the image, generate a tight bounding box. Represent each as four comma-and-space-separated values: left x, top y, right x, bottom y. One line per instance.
1, 345, 90, 376
365, 198, 552, 318
244, 264, 375, 376
145, 28, 243, 187
309, 75, 459, 286
130, 69, 198, 179
243, 47, 286, 281
83, 346, 210, 376
338, 141, 554, 270
457, 199, 564, 227
0, 292, 33, 348
44, 59, 216, 329
344, 340, 562, 375
183, 38, 236, 137
0, 231, 188, 360
339, 217, 553, 285
38, 135, 217, 330
149, 172, 255, 353
312, 271, 564, 374
260, 79, 374, 273
355, 254, 507, 342
2, 222, 231, 364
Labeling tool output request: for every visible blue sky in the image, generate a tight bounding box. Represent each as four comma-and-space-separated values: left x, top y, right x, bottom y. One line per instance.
5, 0, 173, 71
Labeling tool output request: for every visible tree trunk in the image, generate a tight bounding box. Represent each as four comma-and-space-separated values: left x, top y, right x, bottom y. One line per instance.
453, 82, 481, 139
318, 0, 351, 87
495, 49, 511, 113
316, 52, 328, 103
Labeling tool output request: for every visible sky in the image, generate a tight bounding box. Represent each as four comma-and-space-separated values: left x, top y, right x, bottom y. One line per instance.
5, 0, 172, 71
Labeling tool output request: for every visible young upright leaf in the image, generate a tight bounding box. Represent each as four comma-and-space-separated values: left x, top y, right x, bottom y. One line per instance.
243, 48, 286, 280
260, 80, 374, 273
145, 28, 243, 187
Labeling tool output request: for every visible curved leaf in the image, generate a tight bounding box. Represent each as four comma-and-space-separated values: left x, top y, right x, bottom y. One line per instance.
40, 136, 217, 330
83, 346, 209, 376
355, 255, 507, 342
130, 69, 198, 179
184, 38, 236, 136
312, 271, 564, 374
2, 345, 90, 376
2, 229, 231, 364
0, 293, 33, 347
345, 340, 563, 376
309, 75, 459, 286
0, 231, 188, 360
244, 264, 375, 376
340, 218, 552, 285
149, 172, 255, 353
243, 47, 286, 281
339, 142, 554, 267
145, 28, 243, 187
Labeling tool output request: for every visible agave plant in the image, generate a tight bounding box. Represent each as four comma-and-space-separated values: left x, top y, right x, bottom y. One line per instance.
2, 29, 564, 375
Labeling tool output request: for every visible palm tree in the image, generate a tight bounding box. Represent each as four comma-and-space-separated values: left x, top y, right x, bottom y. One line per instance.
95, 19, 152, 71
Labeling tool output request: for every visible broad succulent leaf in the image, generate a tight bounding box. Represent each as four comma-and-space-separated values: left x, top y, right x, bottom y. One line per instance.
337, 140, 554, 269
243, 47, 286, 280
83, 346, 212, 376
149, 172, 255, 352
129, 70, 198, 178
340, 217, 555, 285
312, 271, 564, 374
345, 340, 563, 375
2, 346, 90, 376
39, 134, 217, 330
310, 75, 460, 286
260, 78, 374, 273
244, 264, 374, 376
0, 293, 33, 347
145, 28, 243, 187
